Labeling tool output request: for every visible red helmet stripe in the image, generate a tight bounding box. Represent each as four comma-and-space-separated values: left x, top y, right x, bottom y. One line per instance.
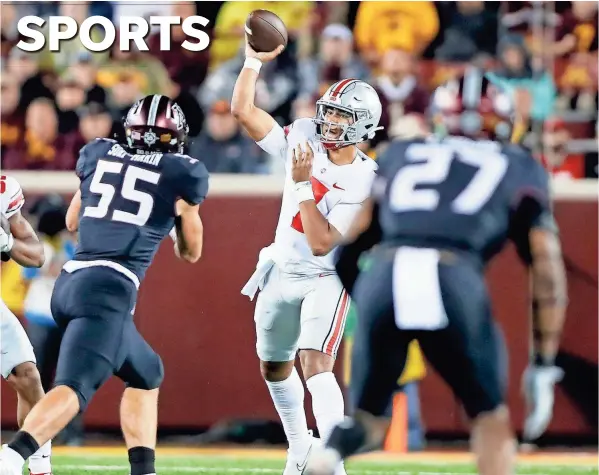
331, 78, 357, 98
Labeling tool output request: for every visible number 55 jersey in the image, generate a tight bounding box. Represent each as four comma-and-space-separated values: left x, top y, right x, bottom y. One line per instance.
74, 138, 209, 283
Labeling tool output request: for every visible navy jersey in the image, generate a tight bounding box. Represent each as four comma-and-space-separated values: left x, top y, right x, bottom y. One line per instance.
74, 138, 209, 281
374, 136, 553, 264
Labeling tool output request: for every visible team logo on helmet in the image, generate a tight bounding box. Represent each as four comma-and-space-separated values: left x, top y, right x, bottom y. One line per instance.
143, 130, 158, 146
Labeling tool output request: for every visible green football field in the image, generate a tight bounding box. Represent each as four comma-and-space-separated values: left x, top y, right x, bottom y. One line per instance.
42, 447, 598, 475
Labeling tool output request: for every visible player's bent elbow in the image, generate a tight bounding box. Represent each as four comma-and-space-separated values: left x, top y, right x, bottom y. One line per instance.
230, 103, 253, 123
182, 253, 201, 263
310, 244, 332, 257
66, 220, 78, 233
181, 246, 202, 263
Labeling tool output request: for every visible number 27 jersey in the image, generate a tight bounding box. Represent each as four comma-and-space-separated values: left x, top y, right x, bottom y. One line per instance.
75, 138, 209, 282
374, 137, 552, 264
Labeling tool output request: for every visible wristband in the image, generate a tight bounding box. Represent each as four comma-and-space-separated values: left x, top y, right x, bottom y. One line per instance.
243, 57, 262, 74
294, 181, 314, 203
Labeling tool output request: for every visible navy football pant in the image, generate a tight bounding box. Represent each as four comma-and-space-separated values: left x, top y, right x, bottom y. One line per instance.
51, 267, 164, 411
349, 248, 508, 420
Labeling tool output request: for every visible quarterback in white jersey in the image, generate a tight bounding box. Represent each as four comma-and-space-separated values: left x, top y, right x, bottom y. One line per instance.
232, 35, 383, 475
0, 176, 52, 475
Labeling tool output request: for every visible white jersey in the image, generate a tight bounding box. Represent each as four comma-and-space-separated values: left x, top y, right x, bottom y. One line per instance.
256, 118, 377, 275
0, 176, 35, 379
1, 175, 25, 219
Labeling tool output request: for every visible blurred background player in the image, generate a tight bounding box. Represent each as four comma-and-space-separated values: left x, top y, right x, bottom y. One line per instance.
0, 175, 52, 475
233, 33, 383, 475
22, 195, 84, 446
306, 68, 568, 475
0, 95, 209, 475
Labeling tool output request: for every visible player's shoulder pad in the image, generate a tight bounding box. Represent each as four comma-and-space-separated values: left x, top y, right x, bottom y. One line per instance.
503, 143, 549, 189
376, 138, 421, 174
166, 152, 206, 173
1, 175, 25, 218
167, 153, 210, 204
285, 118, 317, 143
357, 149, 378, 172
77, 138, 117, 180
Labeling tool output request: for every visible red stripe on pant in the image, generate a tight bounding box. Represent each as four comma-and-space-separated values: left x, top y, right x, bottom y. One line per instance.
326, 290, 349, 355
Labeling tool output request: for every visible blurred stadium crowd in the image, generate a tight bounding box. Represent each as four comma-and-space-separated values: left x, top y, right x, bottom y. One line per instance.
1, 1, 597, 178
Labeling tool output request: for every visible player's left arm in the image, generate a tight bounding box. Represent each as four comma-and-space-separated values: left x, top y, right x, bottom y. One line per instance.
66, 189, 82, 232
509, 158, 568, 441
3, 211, 45, 268
170, 158, 210, 263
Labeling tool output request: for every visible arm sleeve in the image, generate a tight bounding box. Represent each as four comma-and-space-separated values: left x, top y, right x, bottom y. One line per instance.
179, 160, 210, 206
3, 177, 25, 219
328, 203, 364, 237
508, 158, 556, 264
256, 123, 289, 162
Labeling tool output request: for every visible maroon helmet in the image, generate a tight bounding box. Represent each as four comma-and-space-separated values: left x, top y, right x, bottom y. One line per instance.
124, 95, 189, 153
430, 67, 522, 143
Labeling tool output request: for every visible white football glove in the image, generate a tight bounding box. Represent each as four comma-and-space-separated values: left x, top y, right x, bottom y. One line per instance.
522, 364, 564, 441
0, 227, 14, 253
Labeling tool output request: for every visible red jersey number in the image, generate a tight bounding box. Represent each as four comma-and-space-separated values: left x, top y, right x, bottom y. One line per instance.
291, 177, 329, 233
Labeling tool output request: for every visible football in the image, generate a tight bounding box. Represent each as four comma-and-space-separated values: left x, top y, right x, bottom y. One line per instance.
245, 9, 288, 53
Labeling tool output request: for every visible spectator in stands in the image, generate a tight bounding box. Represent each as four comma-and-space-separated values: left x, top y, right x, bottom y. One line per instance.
77, 102, 118, 148
112, 2, 171, 32
296, 24, 370, 102
7, 48, 54, 112
55, 77, 86, 135
3, 98, 78, 170
38, 2, 108, 75
374, 45, 430, 144
547, 2, 598, 58
170, 81, 204, 138
292, 96, 317, 121
105, 71, 145, 122
209, 1, 313, 70
148, 1, 210, 92
539, 118, 579, 178
7, 47, 39, 85
545, 2, 598, 114
1, 72, 24, 156
189, 100, 267, 174
435, 1, 498, 62
97, 43, 172, 100
353, 1, 439, 67
486, 35, 556, 128
67, 51, 107, 104
1, 2, 19, 59
200, 46, 299, 126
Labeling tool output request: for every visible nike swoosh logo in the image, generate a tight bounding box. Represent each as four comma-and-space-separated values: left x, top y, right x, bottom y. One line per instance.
332, 183, 345, 191
296, 444, 312, 473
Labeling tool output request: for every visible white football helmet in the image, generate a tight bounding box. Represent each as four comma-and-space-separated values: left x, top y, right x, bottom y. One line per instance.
313, 79, 384, 150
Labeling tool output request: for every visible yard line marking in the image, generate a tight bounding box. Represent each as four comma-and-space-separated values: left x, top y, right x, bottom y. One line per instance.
52, 465, 598, 475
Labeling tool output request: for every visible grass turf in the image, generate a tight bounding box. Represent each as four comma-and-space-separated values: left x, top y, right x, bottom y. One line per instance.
41, 448, 598, 475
